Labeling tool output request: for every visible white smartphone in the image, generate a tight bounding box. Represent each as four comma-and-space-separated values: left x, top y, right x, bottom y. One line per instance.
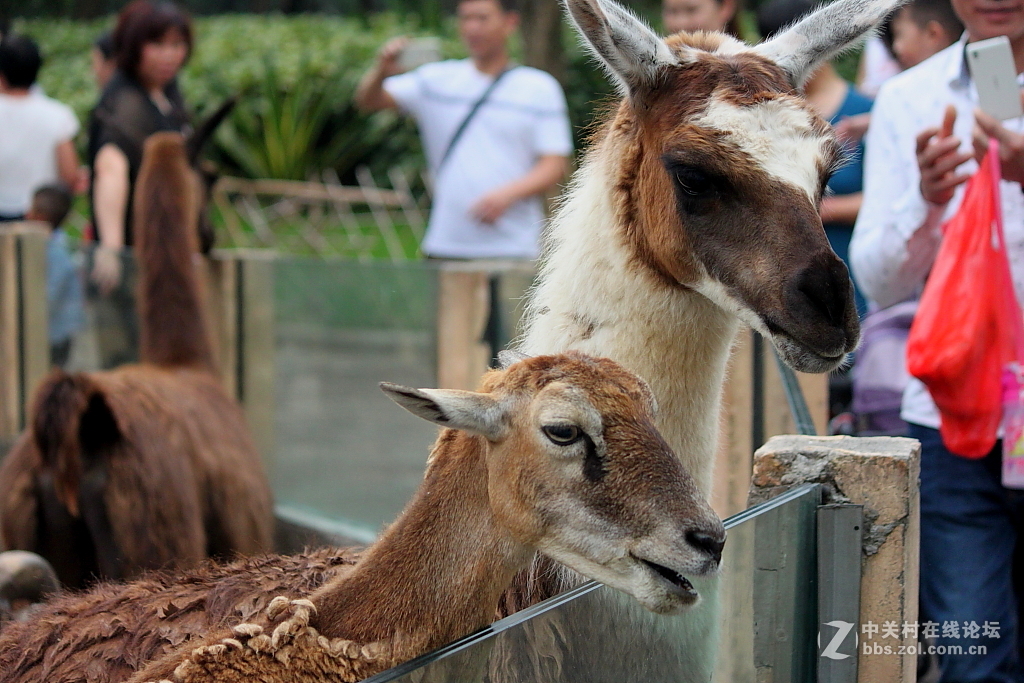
967, 36, 1024, 121
399, 37, 442, 73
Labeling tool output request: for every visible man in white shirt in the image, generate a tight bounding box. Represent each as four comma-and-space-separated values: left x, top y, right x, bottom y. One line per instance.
355, 0, 571, 260
852, 1, 1024, 678
0, 34, 80, 221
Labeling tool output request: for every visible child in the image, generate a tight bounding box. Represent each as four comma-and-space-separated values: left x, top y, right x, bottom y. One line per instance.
662, 0, 741, 37
26, 184, 84, 367
890, 0, 963, 69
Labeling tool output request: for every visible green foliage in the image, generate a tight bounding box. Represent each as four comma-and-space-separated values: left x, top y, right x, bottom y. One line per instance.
15, 11, 864, 183
14, 14, 460, 181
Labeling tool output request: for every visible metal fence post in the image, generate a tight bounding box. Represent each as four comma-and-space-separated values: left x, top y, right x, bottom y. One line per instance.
818, 504, 865, 683
206, 249, 276, 467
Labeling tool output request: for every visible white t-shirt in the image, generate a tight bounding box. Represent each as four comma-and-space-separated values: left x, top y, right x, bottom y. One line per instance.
0, 92, 79, 216
384, 59, 572, 259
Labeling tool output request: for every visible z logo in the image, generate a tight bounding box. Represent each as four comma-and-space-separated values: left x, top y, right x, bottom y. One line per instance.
819, 620, 857, 660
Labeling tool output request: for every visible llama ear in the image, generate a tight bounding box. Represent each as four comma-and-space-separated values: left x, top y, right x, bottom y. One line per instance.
187, 97, 236, 165
380, 383, 506, 440
753, 0, 903, 87
564, 0, 680, 97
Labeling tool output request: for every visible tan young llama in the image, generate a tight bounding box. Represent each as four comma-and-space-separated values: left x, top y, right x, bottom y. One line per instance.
0, 352, 723, 683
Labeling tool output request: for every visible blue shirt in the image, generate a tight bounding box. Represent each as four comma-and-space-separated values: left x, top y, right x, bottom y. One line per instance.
827, 84, 874, 200
47, 228, 84, 344
825, 83, 874, 316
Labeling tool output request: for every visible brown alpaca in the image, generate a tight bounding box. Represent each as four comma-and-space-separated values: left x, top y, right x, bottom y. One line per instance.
0, 353, 724, 683
0, 119, 273, 589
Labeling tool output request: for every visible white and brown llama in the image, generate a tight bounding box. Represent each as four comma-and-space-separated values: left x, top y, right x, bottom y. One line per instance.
493, 0, 902, 677
0, 352, 724, 683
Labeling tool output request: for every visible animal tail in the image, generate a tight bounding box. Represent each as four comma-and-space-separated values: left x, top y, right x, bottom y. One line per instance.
133, 132, 215, 369
30, 372, 120, 517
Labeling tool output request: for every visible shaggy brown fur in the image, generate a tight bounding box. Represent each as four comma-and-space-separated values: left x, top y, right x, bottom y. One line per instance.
0, 547, 359, 683
0, 129, 273, 589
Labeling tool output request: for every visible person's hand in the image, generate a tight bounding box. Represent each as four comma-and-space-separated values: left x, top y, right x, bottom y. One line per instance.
471, 188, 516, 225
916, 105, 974, 206
834, 112, 871, 148
91, 244, 122, 295
378, 37, 410, 78
974, 104, 1024, 185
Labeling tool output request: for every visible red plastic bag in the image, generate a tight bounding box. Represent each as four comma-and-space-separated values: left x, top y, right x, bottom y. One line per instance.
907, 139, 1024, 458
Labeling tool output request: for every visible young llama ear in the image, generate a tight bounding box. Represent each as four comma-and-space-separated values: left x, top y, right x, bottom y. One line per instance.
753, 0, 906, 87
564, 0, 681, 97
379, 383, 506, 441
497, 349, 530, 369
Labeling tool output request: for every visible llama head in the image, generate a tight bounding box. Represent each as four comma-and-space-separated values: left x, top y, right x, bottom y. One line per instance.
564, 0, 899, 372
132, 98, 235, 255
382, 351, 726, 615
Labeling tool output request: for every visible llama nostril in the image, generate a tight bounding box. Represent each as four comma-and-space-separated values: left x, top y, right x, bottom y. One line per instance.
686, 529, 725, 564
793, 258, 851, 329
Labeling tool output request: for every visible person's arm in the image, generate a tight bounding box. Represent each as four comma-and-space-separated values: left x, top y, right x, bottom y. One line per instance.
55, 139, 81, 190
91, 143, 129, 294
850, 93, 970, 309
354, 37, 408, 113
471, 155, 569, 224
820, 193, 862, 224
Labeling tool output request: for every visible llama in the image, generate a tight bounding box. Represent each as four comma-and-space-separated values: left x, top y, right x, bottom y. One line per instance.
489, 0, 904, 678
0, 352, 724, 683
0, 118, 274, 589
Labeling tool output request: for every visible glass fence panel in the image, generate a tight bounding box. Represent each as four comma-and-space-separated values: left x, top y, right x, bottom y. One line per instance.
362, 484, 822, 683
64, 246, 140, 373
271, 257, 440, 537
47, 247, 536, 538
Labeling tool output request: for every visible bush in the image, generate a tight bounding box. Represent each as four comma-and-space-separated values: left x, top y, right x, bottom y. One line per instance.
14, 14, 461, 181
13, 13, 857, 183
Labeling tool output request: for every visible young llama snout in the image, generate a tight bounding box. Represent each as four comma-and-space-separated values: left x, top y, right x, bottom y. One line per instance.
0, 352, 722, 683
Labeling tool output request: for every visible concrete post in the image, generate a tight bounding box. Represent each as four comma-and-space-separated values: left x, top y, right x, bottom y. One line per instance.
749, 435, 921, 683
435, 260, 535, 390
0, 223, 49, 447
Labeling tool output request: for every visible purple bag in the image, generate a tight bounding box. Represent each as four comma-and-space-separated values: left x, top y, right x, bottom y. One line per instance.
852, 300, 917, 435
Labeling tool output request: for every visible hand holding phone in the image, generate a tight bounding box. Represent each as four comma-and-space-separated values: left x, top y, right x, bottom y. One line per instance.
967, 36, 1024, 121
399, 38, 442, 72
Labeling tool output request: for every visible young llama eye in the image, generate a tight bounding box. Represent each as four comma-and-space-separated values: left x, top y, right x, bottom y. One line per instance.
542, 424, 583, 445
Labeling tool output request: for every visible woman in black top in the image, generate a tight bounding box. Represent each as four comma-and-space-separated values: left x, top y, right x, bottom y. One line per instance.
89, 0, 191, 296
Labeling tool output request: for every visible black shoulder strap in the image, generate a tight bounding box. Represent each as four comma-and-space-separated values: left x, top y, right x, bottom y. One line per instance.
437, 66, 516, 171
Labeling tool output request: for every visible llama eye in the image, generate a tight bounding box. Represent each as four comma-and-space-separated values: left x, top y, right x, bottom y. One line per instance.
674, 168, 715, 197
543, 425, 582, 445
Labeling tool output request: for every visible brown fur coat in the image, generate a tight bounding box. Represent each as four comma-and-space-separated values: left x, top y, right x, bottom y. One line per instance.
0, 547, 359, 683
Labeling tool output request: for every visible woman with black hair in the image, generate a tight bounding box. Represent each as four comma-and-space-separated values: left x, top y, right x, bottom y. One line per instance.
88, 0, 192, 368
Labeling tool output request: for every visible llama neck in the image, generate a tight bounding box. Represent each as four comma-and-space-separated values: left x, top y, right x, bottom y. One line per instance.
310, 430, 529, 652
520, 153, 737, 496
134, 142, 214, 371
